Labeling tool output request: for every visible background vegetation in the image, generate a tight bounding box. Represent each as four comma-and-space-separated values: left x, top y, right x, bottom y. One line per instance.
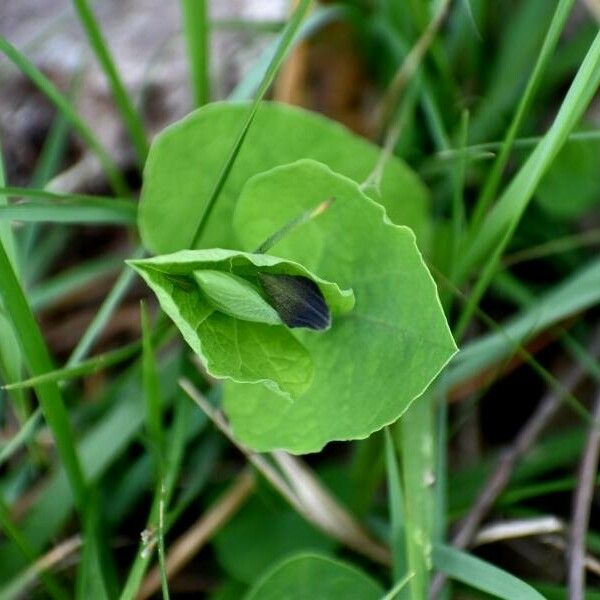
1, 0, 600, 598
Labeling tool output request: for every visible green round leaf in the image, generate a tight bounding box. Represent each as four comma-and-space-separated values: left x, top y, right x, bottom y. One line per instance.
214, 496, 334, 585
246, 553, 384, 600
223, 160, 457, 452
138, 102, 430, 254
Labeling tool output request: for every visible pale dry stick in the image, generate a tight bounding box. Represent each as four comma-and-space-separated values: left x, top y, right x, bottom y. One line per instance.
273, 451, 391, 564
568, 388, 600, 600
429, 328, 600, 598
582, 0, 600, 22
473, 516, 564, 547
27, 535, 81, 573
360, 119, 402, 194
475, 516, 600, 578
543, 534, 600, 578
273, 41, 309, 104
137, 470, 255, 600
45, 154, 107, 194
453, 366, 589, 550
454, 328, 600, 549
1, 535, 82, 598
180, 379, 305, 512
179, 378, 391, 566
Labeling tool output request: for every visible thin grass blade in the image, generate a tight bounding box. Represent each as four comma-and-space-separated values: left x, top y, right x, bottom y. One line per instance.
141, 302, 164, 471
230, 5, 350, 101
469, 0, 577, 231
433, 543, 545, 600
454, 29, 600, 339
180, 0, 210, 107
190, 0, 311, 246
0, 239, 88, 510
72, 0, 149, 166
385, 428, 408, 586
461, 29, 600, 276
0, 408, 42, 467
119, 398, 192, 600
67, 246, 144, 366
0, 199, 136, 225
0, 36, 128, 195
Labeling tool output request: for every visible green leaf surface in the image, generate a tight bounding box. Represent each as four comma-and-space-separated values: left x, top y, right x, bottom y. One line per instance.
536, 127, 600, 219
209, 581, 247, 600
245, 553, 384, 600
213, 496, 334, 585
129, 248, 353, 400
138, 102, 430, 254
223, 159, 456, 453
